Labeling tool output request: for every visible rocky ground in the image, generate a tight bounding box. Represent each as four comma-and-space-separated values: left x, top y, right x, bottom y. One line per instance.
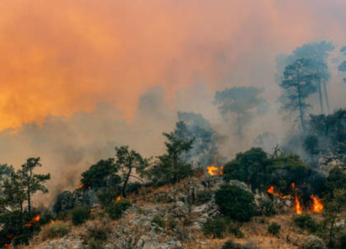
25, 176, 318, 249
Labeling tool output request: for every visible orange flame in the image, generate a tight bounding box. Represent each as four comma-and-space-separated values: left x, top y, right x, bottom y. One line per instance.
294, 193, 302, 214
4, 244, 11, 248
266, 186, 291, 199
207, 166, 223, 176
311, 195, 324, 213
76, 184, 84, 190
116, 196, 121, 201
90, 208, 95, 214
25, 215, 41, 227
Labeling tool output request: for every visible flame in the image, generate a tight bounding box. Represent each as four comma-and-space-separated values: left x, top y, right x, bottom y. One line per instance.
6, 234, 14, 239
25, 215, 41, 227
76, 184, 84, 190
4, 244, 11, 248
50, 220, 55, 224
266, 186, 291, 199
294, 193, 303, 214
207, 166, 223, 176
90, 208, 95, 214
116, 196, 121, 201
311, 195, 324, 213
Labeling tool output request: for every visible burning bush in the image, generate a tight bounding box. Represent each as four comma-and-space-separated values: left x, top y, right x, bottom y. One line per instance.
215, 185, 255, 222
71, 206, 90, 225
105, 199, 131, 220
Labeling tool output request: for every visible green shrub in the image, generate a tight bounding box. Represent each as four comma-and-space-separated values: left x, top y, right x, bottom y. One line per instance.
152, 215, 164, 228
87, 224, 109, 241
303, 235, 327, 249
105, 199, 131, 220
87, 237, 103, 249
222, 239, 242, 249
196, 190, 213, 204
268, 222, 281, 236
71, 206, 90, 225
229, 224, 244, 238
42, 222, 71, 239
294, 214, 317, 232
203, 218, 228, 239
258, 198, 276, 217
215, 185, 255, 222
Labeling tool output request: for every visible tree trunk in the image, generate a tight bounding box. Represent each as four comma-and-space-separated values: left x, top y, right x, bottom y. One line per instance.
317, 79, 324, 114
323, 80, 331, 114
297, 68, 306, 132
122, 165, 132, 198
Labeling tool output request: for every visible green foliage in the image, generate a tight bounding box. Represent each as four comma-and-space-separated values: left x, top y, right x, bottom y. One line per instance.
294, 214, 317, 232
81, 159, 121, 189
228, 223, 244, 238
324, 167, 346, 200
215, 185, 255, 222
267, 222, 281, 236
42, 222, 71, 239
279, 58, 317, 132
147, 132, 194, 185
222, 239, 243, 249
257, 198, 276, 217
87, 238, 103, 249
115, 146, 149, 198
87, 224, 109, 241
97, 186, 121, 206
303, 235, 327, 249
304, 135, 320, 158
105, 199, 131, 220
71, 206, 90, 225
223, 147, 312, 194
152, 215, 164, 228
203, 218, 228, 239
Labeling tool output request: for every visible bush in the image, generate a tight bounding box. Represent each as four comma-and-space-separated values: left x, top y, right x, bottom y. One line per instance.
87, 224, 109, 241
203, 218, 228, 239
87, 237, 103, 249
303, 235, 327, 249
257, 198, 275, 217
222, 239, 242, 249
268, 222, 281, 236
229, 224, 244, 238
196, 190, 213, 204
71, 206, 90, 225
215, 185, 255, 222
42, 222, 71, 240
152, 215, 164, 228
294, 214, 317, 232
105, 199, 131, 220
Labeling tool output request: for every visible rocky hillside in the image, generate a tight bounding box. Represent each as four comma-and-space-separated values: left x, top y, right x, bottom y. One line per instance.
24, 175, 318, 249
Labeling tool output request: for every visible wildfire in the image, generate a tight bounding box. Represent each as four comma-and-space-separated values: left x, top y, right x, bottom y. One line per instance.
76, 184, 84, 190
4, 244, 11, 248
311, 195, 324, 213
207, 166, 223, 176
90, 208, 95, 214
266, 186, 291, 199
294, 193, 303, 214
25, 215, 40, 227
116, 196, 121, 201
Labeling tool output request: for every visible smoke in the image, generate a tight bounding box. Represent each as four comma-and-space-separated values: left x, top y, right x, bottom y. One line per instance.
0, 0, 346, 202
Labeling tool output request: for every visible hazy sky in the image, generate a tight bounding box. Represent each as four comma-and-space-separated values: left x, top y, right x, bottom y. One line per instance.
0, 0, 345, 131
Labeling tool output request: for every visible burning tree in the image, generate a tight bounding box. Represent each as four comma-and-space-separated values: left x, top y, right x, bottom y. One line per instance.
0, 158, 50, 247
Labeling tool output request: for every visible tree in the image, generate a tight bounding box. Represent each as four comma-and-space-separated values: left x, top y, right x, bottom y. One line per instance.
148, 132, 194, 185
214, 87, 268, 147
174, 112, 219, 167
81, 158, 121, 189
115, 146, 149, 198
338, 46, 346, 83
19, 158, 51, 212
279, 59, 317, 132
0, 164, 13, 196
290, 41, 334, 114
215, 185, 255, 222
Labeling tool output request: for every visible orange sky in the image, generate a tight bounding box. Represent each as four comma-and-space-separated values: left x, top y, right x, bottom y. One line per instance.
0, 0, 346, 131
